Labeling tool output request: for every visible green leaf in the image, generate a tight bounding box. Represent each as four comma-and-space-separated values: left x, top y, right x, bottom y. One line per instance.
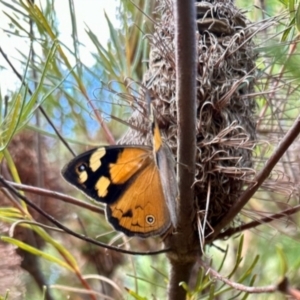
0, 94, 25, 151
21, 42, 58, 120
281, 21, 293, 42
3, 149, 22, 185
1, 236, 75, 272
289, 0, 295, 13
227, 235, 244, 279
125, 287, 148, 300
295, 3, 300, 32
241, 275, 256, 300
237, 255, 259, 283
0, 207, 24, 219
208, 283, 216, 300
276, 245, 288, 275
104, 12, 124, 74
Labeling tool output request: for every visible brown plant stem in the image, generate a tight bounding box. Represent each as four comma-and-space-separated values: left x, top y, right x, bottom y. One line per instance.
165, 0, 197, 299
169, 262, 196, 299
218, 204, 300, 239
6, 181, 105, 215
199, 259, 277, 293
210, 115, 300, 242
278, 277, 300, 300
200, 260, 300, 299
0, 177, 169, 256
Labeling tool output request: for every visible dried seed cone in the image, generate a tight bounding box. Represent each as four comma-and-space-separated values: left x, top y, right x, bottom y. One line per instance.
123, 0, 257, 234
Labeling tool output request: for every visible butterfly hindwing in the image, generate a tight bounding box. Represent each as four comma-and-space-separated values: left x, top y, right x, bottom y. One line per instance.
107, 161, 171, 237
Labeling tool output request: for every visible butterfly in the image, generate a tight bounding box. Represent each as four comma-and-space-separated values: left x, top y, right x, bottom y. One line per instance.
62, 113, 177, 238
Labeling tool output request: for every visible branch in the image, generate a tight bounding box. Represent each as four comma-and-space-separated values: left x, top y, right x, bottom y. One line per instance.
200, 260, 300, 299
199, 259, 276, 293
210, 115, 300, 241
218, 204, 300, 239
175, 0, 197, 231
166, 0, 197, 299
5, 181, 105, 215
0, 177, 169, 256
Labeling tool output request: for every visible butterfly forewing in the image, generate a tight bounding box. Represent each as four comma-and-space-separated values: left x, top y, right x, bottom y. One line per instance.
62, 146, 150, 204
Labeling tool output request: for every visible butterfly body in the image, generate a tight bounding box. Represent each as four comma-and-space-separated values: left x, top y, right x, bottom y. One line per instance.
62, 117, 177, 238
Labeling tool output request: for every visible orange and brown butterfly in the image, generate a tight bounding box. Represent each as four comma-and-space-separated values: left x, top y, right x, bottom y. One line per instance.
62, 107, 177, 238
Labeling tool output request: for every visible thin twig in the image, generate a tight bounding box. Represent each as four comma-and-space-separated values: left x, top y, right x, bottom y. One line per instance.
218, 204, 300, 239
4, 181, 105, 215
211, 115, 300, 242
199, 259, 277, 293
0, 176, 170, 256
